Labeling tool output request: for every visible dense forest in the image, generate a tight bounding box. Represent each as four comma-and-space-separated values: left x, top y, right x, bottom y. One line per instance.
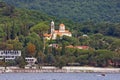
0, 2, 120, 68
2, 0, 120, 23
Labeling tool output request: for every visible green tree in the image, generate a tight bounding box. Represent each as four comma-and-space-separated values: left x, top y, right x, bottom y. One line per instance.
30, 22, 49, 38
15, 57, 26, 68
45, 54, 56, 65
26, 42, 36, 56
94, 50, 114, 67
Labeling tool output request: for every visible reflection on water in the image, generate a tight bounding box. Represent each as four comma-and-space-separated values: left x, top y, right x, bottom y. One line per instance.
0, 73, 120, 80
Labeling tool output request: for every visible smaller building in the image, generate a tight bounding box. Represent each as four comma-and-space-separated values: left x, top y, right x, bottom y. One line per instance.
66, 45, 89, 50
25, 57, 37, 69
25, 57, 37, 64
0, 50, 21, 61
49, 44, 59, 48
82, 34, 88, 37
75, 46, 89, 50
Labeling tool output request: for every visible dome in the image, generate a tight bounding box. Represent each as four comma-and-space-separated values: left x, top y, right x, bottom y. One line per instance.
59, 23, 65, 27
59, 23, 65, 32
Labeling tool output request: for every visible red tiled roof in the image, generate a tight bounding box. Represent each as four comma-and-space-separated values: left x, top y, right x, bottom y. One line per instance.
75, 46, 89, 49
66, 45, 89, 50
54, 30, 59, 32
43, 33, 51, 37
59, 23, 65, 27
54, 30, 71, 34
66, 45, 74, 48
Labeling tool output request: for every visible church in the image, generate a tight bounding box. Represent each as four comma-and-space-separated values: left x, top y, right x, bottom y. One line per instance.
44, 21, 72, 40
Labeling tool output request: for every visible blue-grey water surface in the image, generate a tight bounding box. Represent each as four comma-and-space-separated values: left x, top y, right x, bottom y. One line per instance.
0, 73, 120, 80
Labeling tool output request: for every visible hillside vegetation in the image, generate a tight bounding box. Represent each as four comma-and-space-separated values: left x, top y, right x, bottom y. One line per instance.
3, 0, 120, 23
0, 2, 120, 68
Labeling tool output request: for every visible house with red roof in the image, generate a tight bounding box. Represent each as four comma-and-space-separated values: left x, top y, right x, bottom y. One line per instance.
75, 46, 89, 50
66, 45, 89, 50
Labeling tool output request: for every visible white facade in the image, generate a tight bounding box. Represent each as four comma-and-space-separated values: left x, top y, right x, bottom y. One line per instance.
51, 20, 55, 34
25, 57, 37, 69
25, 57, 37, 64
44, 21, 72, 40
0, 50, 21, 61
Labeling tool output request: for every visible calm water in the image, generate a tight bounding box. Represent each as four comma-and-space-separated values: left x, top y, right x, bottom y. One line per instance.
0, 73, 120, 80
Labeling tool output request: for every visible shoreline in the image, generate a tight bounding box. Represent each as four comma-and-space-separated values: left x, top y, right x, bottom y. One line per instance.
62, 66, 120, 73
0, 66, 120, 73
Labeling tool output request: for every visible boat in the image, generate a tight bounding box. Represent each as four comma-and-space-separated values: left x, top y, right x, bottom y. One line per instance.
97, 73, 106, 77
101, 73, 105, 76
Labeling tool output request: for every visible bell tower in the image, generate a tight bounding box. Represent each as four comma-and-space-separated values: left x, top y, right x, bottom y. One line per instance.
51, 20, 55, 34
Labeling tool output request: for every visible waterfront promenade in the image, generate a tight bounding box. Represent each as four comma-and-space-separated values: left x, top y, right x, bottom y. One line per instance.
0, 66, 120, 73
62, 66, 120, 73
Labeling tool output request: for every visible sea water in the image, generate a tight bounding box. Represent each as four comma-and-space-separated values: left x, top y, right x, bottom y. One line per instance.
0, 73, 120, 80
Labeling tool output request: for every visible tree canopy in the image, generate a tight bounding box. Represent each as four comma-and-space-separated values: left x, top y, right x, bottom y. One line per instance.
0, 2, 120, 68
3, 0, 120, 23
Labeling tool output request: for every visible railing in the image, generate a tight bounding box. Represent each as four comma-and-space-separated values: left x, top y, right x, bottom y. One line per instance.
12, 69, 68, 73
